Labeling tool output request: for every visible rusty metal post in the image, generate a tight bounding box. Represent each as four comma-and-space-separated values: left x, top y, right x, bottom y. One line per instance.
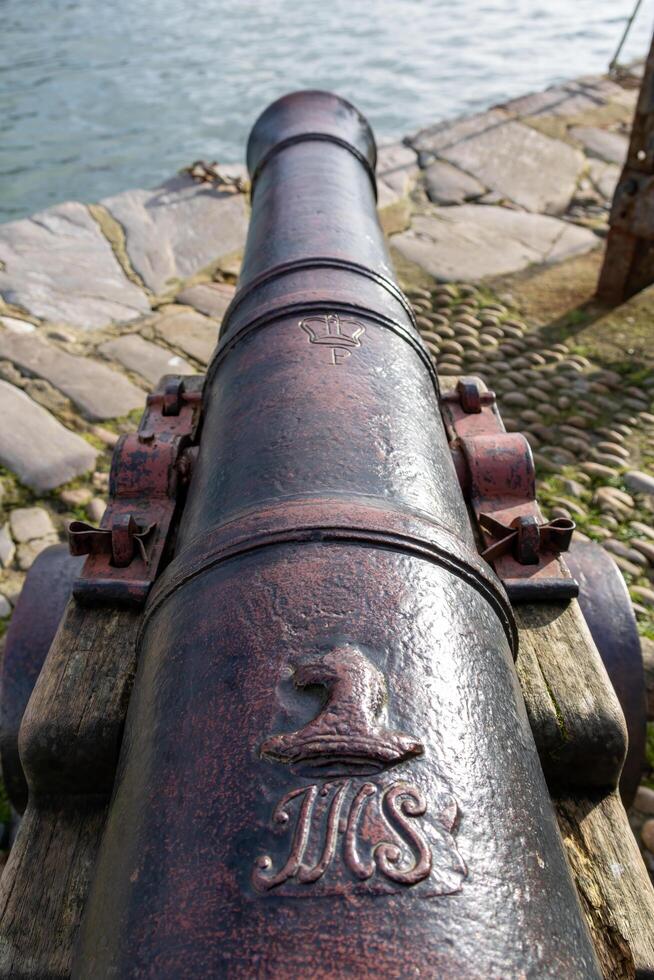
598, 32, 654, 302
73, 92, 601, 978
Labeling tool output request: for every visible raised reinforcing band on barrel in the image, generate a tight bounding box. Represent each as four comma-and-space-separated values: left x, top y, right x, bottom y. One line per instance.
144, 498, 518, 655
249, 133, 378, 201
206, 299, 440, 396
219, 258, 418, 340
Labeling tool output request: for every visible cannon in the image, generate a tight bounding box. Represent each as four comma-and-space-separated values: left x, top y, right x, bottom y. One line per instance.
0, 91, 653, 979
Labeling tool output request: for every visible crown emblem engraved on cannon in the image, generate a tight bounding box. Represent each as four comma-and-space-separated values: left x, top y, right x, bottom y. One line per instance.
299, 313, 366, 365
261, 644, 423, 776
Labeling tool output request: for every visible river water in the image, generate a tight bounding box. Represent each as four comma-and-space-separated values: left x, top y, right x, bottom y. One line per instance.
1, 0, 653, 222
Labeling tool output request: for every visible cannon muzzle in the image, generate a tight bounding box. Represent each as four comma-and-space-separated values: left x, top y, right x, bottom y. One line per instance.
73, 92, 600, 978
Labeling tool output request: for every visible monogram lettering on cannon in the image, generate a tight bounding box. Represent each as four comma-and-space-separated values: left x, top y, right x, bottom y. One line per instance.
253, 779, 440, 892
253, 645, 467, 897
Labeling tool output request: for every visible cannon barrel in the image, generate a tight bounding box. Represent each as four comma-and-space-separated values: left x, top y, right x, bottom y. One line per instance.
73, 92, 599, 978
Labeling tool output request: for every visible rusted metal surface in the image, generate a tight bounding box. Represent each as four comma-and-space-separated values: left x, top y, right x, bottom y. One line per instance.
143, 497, 518, 654
598, 30, 654, 302
566, 539, 647, 807
0, 544, 83, 813
442, 377, 578, 601
74, 92, 600, 978
69, 374, 203, 606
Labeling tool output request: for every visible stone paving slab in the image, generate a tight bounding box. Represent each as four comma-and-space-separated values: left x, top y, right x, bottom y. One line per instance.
410, 108, 511, 160
391, 205, 598, 281
610, 87, 640, 111
99, 334, 193, 387
376, 142, 419, 196
0, 330, 145, 420
569, 126, 629, 165
176, 282, 235, 320
0, 317, 36, 335
501, 75, 630, 120
500, 86, 572, 117
0, 380, 97, 491
441, 120, 585, 214
530, 91, 605, 119
101, 177, 249, 295
571, 76, 626, 100
0, 202, 150, 329
588, 160, 621, 202
423, 159, 485, 205
376, 178, 412, 235
153, 310, 219, 365
501, 86, 600, 119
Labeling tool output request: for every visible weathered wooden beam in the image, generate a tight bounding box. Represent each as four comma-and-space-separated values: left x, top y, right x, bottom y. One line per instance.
556, 791, 654, 980
0, 600, 140, 979
598, 32, 654, 303
0, 802, 107, 979
516, 598, 627, 791
516, 599, 654, 979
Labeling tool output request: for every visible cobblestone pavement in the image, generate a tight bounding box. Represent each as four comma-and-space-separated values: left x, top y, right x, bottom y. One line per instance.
0, 65, 652, 870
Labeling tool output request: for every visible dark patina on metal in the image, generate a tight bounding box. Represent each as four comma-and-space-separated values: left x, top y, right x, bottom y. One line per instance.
73, 92, 600, 979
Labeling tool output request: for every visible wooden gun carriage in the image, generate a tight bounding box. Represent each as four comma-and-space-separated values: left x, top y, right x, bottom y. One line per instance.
0, 91, 653, 979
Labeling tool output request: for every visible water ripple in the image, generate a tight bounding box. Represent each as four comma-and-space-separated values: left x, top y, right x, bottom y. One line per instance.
0, 0, 652, 221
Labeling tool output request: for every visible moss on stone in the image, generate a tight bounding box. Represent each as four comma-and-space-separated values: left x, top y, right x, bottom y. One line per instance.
0, 466, 38, 513
492, 250, 603, 328
493, 248, 654, 376
393, 250, 438, 293
566, 289, 654, 370
523, 100, 634, 146
88, 203, 150, 295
